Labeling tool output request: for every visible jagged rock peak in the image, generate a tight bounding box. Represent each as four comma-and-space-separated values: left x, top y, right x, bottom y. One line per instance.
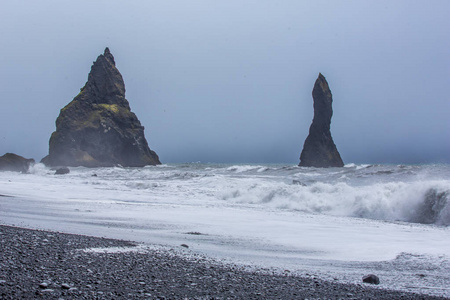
299, 73, 344, 168
41, 48, 161, 167
80, 47, 127, 108
102, 47, 116, 65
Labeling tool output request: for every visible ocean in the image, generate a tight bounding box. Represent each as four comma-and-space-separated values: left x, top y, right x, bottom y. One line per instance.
1, 163, 449, 297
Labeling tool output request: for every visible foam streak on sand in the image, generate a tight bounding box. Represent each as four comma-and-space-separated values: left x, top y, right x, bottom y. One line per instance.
0, 163, 450, 297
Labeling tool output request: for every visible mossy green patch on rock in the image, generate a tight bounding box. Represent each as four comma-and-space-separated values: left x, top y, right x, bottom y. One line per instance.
97, 103, 120, 114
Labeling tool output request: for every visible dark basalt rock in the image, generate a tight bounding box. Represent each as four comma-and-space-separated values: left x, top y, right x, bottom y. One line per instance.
299, 73, 344, 168
41, 48, 160, 167
362, 274, 380, 285
54, 167, 70, 175
0, 153, 35, 173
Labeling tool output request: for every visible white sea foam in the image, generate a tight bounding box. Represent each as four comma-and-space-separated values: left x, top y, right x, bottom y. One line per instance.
4, 163, 450, 225
226, 165, 265, 173
82, 245, 151, 254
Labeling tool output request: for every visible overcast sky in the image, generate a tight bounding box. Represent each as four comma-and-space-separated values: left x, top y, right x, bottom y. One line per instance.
0, 1, 449, 164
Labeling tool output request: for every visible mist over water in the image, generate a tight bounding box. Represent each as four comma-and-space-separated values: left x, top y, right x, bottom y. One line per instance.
1, 1, 450, 164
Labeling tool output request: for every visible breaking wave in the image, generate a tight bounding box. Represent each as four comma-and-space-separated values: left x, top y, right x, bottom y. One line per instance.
18, 163, 450, 226
226, 165, 267, 173
221, 180, 450, 226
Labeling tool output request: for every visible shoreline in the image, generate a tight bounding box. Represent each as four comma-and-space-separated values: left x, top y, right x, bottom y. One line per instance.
1, 224, 447, 299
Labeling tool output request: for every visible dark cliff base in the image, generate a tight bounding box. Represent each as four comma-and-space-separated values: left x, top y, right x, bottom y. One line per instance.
0, 225, 446, 300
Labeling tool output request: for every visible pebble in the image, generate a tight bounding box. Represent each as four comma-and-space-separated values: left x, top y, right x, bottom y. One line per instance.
39, 282, 48, 289
61, 283, 71, 289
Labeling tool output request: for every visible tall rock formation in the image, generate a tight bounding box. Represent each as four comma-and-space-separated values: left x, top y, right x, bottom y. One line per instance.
41, 48, 161, 167
299, 73, 344, 168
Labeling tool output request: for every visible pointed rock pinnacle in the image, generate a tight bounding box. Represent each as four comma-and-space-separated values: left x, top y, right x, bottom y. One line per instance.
41, 48, 160, 167
299, 73, 344, 168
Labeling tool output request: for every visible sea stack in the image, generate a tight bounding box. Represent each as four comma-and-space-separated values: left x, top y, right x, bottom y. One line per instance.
41, 48, 160, 167
299, 73, 344, 168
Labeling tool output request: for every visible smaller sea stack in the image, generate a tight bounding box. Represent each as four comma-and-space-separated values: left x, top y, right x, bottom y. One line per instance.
299, 73, 344, 168
41, 48, 160, 167
0, 153, 35, 173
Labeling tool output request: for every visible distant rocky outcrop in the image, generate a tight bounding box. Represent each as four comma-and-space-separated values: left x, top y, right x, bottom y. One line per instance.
0, 153, 35, 173
54, 167, 70, 175
41, 48, 161, 167
299, 73, 344, 168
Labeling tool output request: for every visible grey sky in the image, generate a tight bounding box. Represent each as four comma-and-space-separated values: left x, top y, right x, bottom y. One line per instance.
1, 1, 449, 164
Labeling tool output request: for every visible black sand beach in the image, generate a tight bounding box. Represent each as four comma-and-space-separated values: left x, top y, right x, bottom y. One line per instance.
0, 224, 447, 299
0, 225, 443, 299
